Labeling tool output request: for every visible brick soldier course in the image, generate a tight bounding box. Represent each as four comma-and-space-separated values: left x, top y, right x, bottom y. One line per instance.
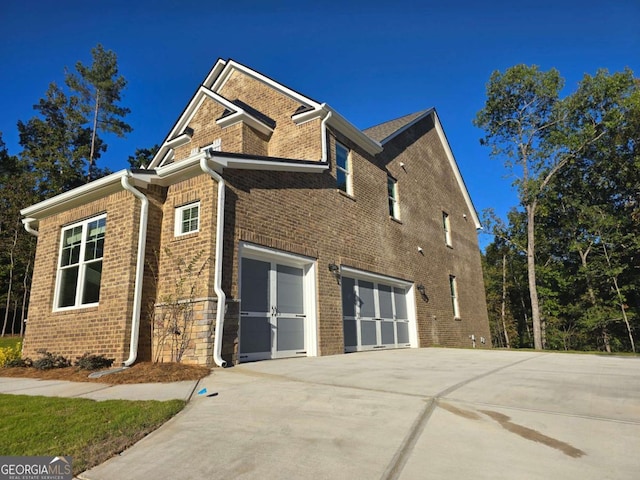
20, 58, 491, 366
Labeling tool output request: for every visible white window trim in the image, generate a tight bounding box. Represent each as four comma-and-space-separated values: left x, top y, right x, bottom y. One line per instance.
335, 142, 352, 195
203, 138, 222, 152
53, 214, 107, 312
443, 212, 452, 247
388, 176, 400, 219
175, 201, 200, 237
450, 275, 461, 319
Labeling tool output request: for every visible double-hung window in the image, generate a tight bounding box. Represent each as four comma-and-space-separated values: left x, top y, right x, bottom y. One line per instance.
175, 202, 200, 236
443, 212, 452, 247
335, 142, 351, 194
449, 275, 460, 319
388, 176, 399, 219
55, 215, 106, 309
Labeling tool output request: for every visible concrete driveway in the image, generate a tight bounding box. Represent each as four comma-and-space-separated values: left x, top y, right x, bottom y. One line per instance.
80, 348, 640, 480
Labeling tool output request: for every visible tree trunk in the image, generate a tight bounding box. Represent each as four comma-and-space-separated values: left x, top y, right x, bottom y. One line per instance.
20, 259, 30, 337
11, 298, 18, 336
602, 242, 635, 353
87, 90, 100, 182
501, 253, 511, 348
2, 230, 18, 337
578, 246, 611, 352
526, 203, 543, 350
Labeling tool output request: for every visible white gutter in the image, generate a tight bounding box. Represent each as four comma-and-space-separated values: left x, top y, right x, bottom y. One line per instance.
120, 173, 149, 367
199, 152, 228, 368
22, 218, 39, 237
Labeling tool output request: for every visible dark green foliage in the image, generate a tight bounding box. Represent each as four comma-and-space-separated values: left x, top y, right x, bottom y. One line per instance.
1, 45, 133, 338
480, 67, 640, 352
128, 144, 160, 169
32, 350, 72, 370
5, 357, 32, 368
74, 353, 115, 371
65, 44, 131, 179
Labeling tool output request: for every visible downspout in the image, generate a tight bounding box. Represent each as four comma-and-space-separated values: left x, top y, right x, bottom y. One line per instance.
320, 104, 332, 163
200, 153, 228, 367
121, 173, 149, 367
22, 218, 39, 237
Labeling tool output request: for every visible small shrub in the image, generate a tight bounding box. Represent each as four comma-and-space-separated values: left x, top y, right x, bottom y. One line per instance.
32, 350, 71, 370
0, 343, 22, 367
75, 353, 115, 371
5, 357, 32, 368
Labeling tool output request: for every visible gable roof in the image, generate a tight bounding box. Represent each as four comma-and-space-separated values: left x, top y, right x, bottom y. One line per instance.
367, 108, 481, 229
363, 109, 433, 143
148, 59, 382, 168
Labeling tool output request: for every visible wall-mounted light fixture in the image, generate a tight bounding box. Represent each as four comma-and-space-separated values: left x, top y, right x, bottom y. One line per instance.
328, 263, 341, 285
416, 284, 429, 302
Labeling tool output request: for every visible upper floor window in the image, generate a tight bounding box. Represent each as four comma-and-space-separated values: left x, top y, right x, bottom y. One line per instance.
336, 142, 352, 195
388, 176, 399, 219
449, 275, 460, 319
175, 202, 200, 236
443, 212, 452, 247
204, 138, 222, 152
55, 215, 106, 309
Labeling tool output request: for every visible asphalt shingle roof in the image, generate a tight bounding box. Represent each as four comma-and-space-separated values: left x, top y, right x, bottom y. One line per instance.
363, 109, 433, 143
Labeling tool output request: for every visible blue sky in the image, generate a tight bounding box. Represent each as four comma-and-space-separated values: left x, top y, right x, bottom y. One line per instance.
1, 0, 638, 248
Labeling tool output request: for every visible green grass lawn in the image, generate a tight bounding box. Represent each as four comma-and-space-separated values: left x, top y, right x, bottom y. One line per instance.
0, 394, 184, 475
0, 337, 22, 349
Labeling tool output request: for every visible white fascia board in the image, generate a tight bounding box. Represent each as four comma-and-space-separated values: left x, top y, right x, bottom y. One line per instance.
165, 132, 192, 149
153, 154, 205, 186
154, 150, 328, 187
211, 60, 321, 109
324, 104, 383, 156
151, 87, 236, 169
202, 58, 228, 89
149, 92, 208, 169
432, 110, 482, 230
215, 110, 274, 136
214, 155, 328, 173
291, 108, 324, 125
20, 170, 154, 221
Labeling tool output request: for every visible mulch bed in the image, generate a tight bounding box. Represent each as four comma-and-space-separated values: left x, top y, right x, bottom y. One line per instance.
0, 362, 211, 384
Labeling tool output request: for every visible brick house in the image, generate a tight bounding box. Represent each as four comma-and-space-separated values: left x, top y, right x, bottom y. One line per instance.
20, 59, 491, 367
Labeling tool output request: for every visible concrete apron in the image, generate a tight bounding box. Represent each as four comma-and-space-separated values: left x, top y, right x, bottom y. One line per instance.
79, 348, 640, 480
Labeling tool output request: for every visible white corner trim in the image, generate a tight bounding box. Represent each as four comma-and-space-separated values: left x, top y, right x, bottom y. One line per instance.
431, 111, 482, 230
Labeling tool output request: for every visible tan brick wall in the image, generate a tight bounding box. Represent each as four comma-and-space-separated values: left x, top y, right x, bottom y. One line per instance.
218, 117, 491, 357
173, 97, 245, 161
219, 70, 322, 160
23, 191, 140, 365
23, 71, 490, 367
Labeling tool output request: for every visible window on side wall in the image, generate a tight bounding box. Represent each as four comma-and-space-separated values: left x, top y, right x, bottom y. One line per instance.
388, 176, 399, 219
175, 202, 200, 236
443, 212, 452, 247
55, 215, 106, 309
449, 275, 460, 319
336, 142, 352, 195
